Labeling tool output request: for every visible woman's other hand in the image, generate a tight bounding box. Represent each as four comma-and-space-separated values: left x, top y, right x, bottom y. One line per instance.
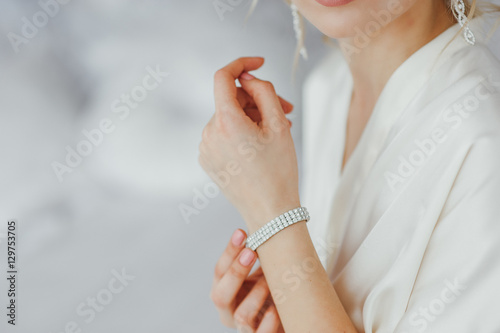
210, 229, 284, 332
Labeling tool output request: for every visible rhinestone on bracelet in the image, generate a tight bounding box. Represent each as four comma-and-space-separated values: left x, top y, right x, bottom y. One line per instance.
245, 207, 310, 251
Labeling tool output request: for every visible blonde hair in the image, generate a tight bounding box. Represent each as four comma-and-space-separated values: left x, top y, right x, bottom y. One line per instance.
439, 0, 500, 57
458, 0, 500, 17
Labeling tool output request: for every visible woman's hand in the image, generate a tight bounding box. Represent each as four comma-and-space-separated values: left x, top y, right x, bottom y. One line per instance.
210, 229, 284, 332
199, 57, 300, 232
205, 58, 357, 333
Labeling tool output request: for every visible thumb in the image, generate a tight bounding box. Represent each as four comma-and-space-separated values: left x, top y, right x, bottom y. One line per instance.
238, 72, 289, 130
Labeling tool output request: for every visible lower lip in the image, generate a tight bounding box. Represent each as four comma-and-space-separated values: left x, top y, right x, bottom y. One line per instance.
314, 0, 354, 7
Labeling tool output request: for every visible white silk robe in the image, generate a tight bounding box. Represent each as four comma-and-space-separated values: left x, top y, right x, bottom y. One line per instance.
302, 20, 500, 333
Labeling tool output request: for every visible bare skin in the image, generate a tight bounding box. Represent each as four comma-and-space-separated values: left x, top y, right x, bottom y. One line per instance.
340, 0, 454, 173
202, 0, 457, 331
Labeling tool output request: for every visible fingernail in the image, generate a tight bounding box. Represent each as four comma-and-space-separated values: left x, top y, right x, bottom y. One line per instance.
239, 248, 255, 266
239, 72, 255, 81
231, 229, 246, 247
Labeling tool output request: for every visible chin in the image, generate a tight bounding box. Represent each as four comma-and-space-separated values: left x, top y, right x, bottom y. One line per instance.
294, 0, 415, 39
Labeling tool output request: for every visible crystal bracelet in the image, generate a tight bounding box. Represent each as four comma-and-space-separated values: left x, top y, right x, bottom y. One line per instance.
245, 207, 310, 251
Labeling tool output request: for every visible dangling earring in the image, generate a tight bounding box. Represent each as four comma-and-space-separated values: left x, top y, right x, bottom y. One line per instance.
291, 3, 308, 60
452, 0, 475, 45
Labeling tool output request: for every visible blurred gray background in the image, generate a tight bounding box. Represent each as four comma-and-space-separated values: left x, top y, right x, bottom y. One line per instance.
0, 1, 498, 332
0, 1, 324, 332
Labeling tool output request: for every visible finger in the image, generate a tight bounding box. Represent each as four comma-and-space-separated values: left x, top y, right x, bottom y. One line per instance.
247, 265, 264, 281
243, 108, 262, 124
240, 106, 289, 126
277, 96, 294, 114
236, 323, 255, 333
212, 248, 257, 311
238, 73, 288, 129
233, 276, 270, 329
235, 88, 292, 127
214, 57, 265, 113
212, 229, 247, 287
256, 304, 281, 333
235, 89, 261, 123
236, 88, 293, 114
236, 88, 254, 109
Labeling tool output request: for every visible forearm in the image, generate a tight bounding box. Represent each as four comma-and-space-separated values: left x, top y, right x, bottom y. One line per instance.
201, 57, 356, 332
254, 220, 358, 333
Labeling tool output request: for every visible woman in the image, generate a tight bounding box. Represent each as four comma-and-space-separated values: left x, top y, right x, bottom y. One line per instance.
199, 0, 500, 332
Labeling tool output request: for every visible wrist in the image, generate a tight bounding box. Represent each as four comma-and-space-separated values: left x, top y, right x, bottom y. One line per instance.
245, 206, 310, 251
244, 197, 302, 234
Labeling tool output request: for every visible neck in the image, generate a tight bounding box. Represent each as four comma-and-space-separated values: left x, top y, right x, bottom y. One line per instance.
339, 1, 455, 111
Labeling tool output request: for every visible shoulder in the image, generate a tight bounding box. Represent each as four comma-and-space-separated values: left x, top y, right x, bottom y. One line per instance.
418, 40, 500, 145
447, 40, 500, 84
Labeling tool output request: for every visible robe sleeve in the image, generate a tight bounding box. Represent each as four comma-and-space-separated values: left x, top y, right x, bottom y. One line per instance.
394, 135, 500, 333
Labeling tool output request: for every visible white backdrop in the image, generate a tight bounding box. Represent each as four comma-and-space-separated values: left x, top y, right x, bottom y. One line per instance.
0, 1, 498, 332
